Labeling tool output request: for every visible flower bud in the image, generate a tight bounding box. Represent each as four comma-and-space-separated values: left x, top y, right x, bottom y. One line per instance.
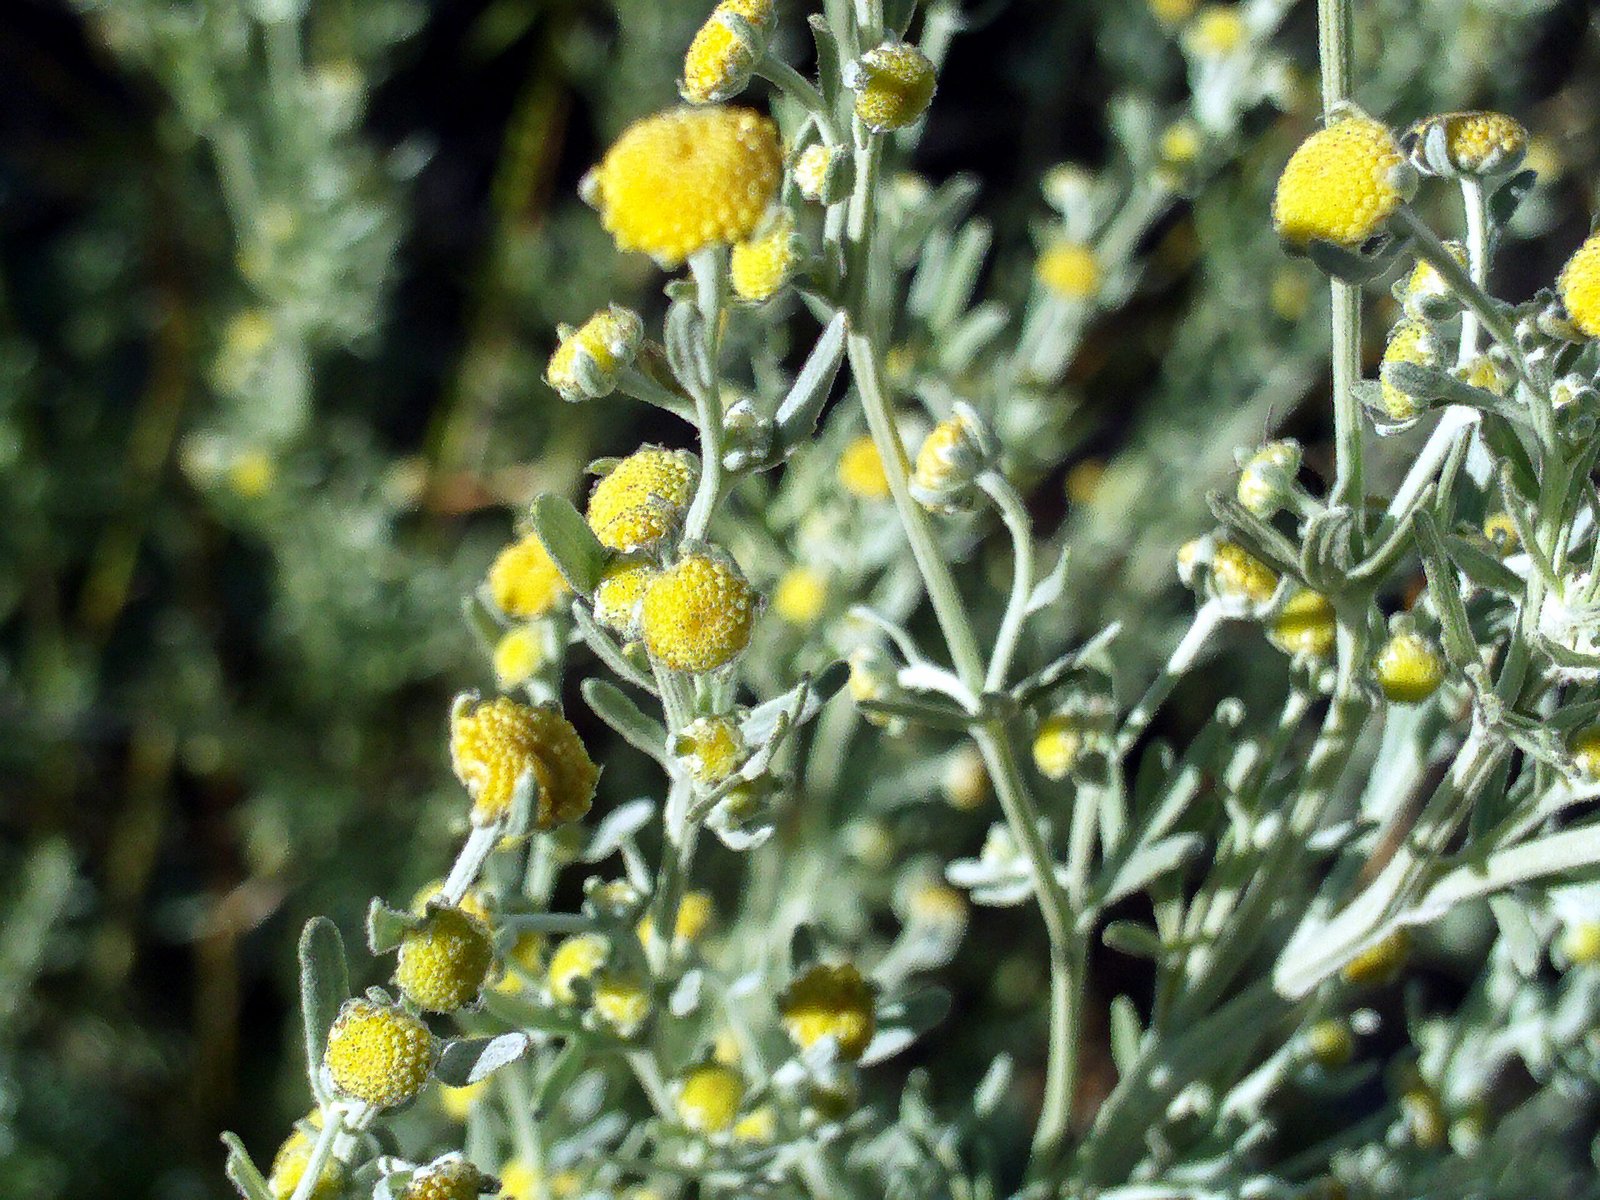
794, 143, 852, 204
1374, 631, 1446, 703
492, 626, 544, 690
1207, 541, 1279, 606
593, 560, 658, 641
1339, 928, 1409, 986
674, 715, 747, 784
681, 0, 774, 105
772, 565, 828, 626
640, 550, 758, 672
676, 1061, 746, 1135
780, 962, 876, 1060
267, 1122, 344, 1200
1568, 725, 1600, 780
586, 446, 699, 553
1273, 113, 1413, 249
545, 304, 643, 403
1558, 229, 1600, 339
1032, 713, 1084, 781
450, 695, 599, 829
487, 533, 570, 621
1235, 439, 1301, 517
1304, 1019, 1354, 1068
1403, 111, 1528, 179
1035, 239, 1101, 301
1375, 318, 1438, 424
911, 405, 992, 513
730, 209, 802, 302
395, 905, 496, 1013
1394, 240, 1467, 321
844, 41, 937, 133
324, 999, 435, 1109
398, 1155, 496, 1200
838, 434, 892, 500
1268, 589, 1336, 658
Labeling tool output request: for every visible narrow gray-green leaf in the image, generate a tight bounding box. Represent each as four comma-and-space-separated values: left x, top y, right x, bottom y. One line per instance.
221, 1132, 274, 1200
774, 312, 847, 451
435, 1032, 535, 1086
582, 678, 669, 764
529, 494, 608, 595
298, 917, 348, 1100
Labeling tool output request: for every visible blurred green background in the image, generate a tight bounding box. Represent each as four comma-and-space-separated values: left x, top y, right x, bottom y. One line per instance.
2, 0, 1597, 1196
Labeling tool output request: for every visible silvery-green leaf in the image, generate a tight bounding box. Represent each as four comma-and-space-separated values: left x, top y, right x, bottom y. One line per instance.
221, 1132, 273, 1200
1102, 920, 1164, 960
529, 494, 608, 595
972, 1054, 1013, 1117
1413, 511, 1478, 670
1307, 236, 1394, 284
1098, 834, 1204, 907
462, 593, 503, 653
366, 898, 423, 955
1489, 893, 1540, 977
533, 1042, 587, 1119
665, 299, 712, 398
1025, 545, 1071, 615
299, 917, 348, 1100
742, 661, 847, 744
582, 679, 669, 765
670, 969, 703, 1017
860, 987, 951, 1065
435, 1032, 534, 1086
807, 15, 842, 108
774, 313, 847, 453
1109, 995, 1142, 1077
582, 797, 656, 863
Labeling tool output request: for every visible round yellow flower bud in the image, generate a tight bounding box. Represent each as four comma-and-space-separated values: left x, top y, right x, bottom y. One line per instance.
494, 928, 547, 995
400, 1156, 494, 1200
839, 434, 892, 500
911, 411, 986, 512
1148, 0, 1199, 24
547, 933, 607, 1005
1481, 512, 1519, 556
1159, 119, 1202, 167
1400, 1086, 1446, 1149
1184, 5, 1246, 57
1236, 440, 1301, 517
676, 716, 745, 784
1035, 240, 1100, 300
449, 696, 599, 828
487, 534, 571, 621
229, 450, 277, 499
1273, 115, 1409, 249
1268, 589, 1337, 658
492, 626, 544, 690
780, 962, 876, 1060
772, 565, 828, 625
676, 1062, 746, 1134
1032, 714, 1083, 781
585, 106, 782, 265
324, 999, 434, 1109
1339, 928, 1409, 986
497, 1162, 583, 1200
794, 143, 848, 203
1397, 240, 1467, 320
845, 42, 937, 133
545, 304, 643, 403
732, 1105, 777, 1143
1374, 632, 1446, 704
593, 971, 652, 1034
1305, 1019, 1354, 1068
395, 906, 496, 1013
585, 447, 699, 553
1558, 229, 1600, 339
730, 209, 801, 302
1560, 921, 1600, 966
267, 1125, 344, 1200
1378, 318, 1438, 422
1569, 725, 1600, 780
593, 560, 658, 639
1405, 111, 1527, 178
942, 744, 989, 810
681, 0, 775, 105
641, 552, 757, 672
1211, 542, 1278, 605
638, 890, 715, 949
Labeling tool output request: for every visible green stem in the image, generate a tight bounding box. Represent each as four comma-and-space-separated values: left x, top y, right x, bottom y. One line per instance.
979, 472, 1036, 692
287, 1105, 342, 1200
757, 58, 840, 142
684, 249, 727, 542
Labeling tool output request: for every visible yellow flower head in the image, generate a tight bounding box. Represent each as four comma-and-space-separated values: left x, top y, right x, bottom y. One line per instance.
1184, 5, 1246, 57
585, 106, 782, 265
1305, 1019, 1354, 1068
1211, 542, 1278, 605
493, 626, 544, 690
641, 552, 757, 672
494, 928, 547, 995
487, 534, 571, 621
839, 434, 892, 500
1159, 119, 1202, 168
228, 450, 276, 499
730, 209, 802, 302
449, 696, 599, 829
675, 715, 746, 784
1558, 229, 1600, 339
545, 304, 643, 403
1378, 318, 1438, 422
1033, 713, 1084, 781
1569, 725, 1600, 780
682, 0, 775, 105
395, 905, 497, 1013
1339, 928, 1410, 987
1268, 589, 1336, 658
1236, 440, 1301, 517
547, 933, 608, 1004
1405, 111, 1528, 178
1035, 240, 1101, 300
593, 559, 659, 639
794, 143, 848, 203
942, 744, 989, 810
1560, 920, 1600, 966
845, 42, 937, 133
1147, 0, 1199, 24
1481, 511, 1519, 556
780, 962, 876, 1060
911, 410, 986, 513
585, 447, 699, 553
1374, 632, 1446, 704
732, 1105, 777, 1143
773, 565, 828, 625
324, 999, 434, 1109
638, 890, 715, 949
1397, 240, 1467, 320
676, 1062, 746, 1135
1463, 354, 1509, 396
593, 971, 653, 1034
400, 1156, 494, 1200
498, 1162, 583, 1200
1273, 115, 1409, 249
268, 1125, 344, 1200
